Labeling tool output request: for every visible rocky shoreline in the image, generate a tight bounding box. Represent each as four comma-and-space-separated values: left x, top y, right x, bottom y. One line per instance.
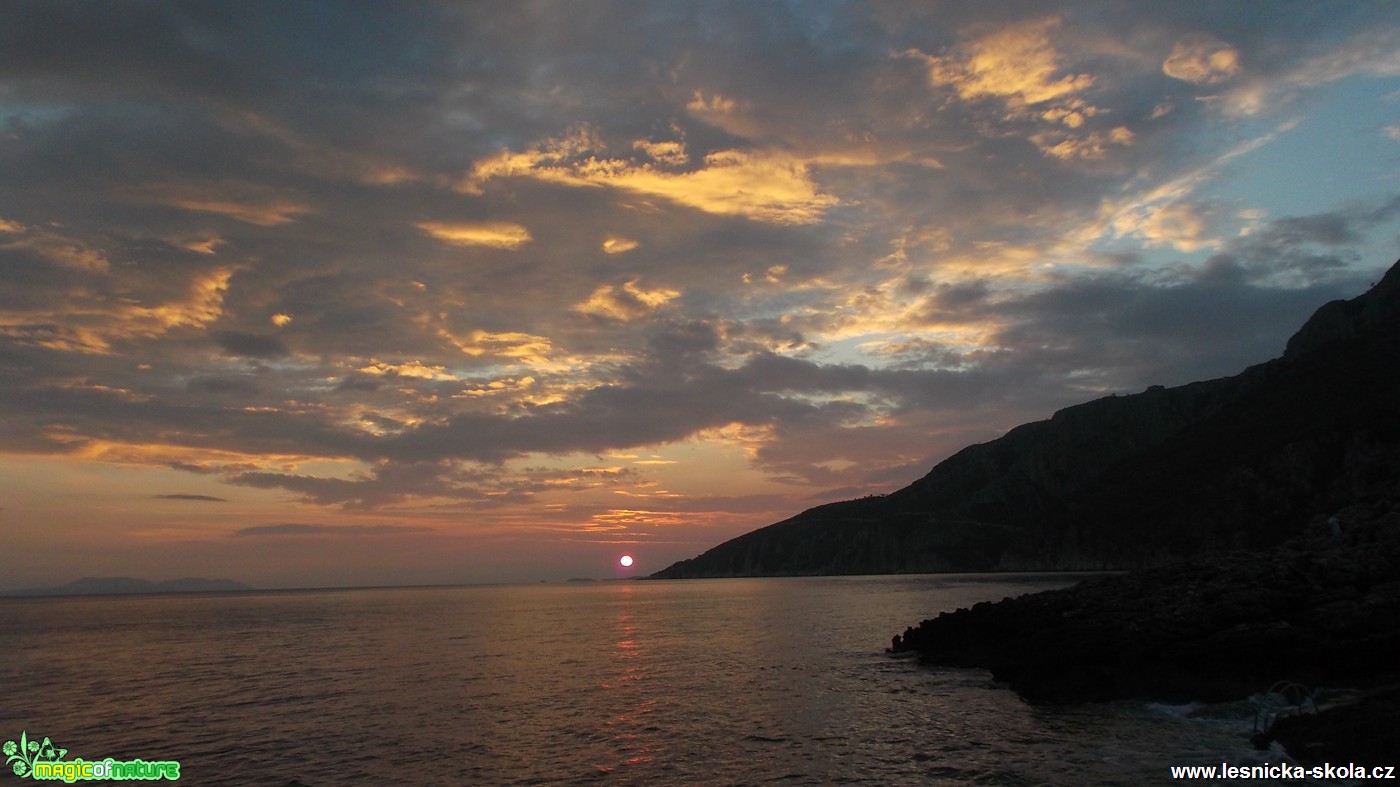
893, 500, 1400, 765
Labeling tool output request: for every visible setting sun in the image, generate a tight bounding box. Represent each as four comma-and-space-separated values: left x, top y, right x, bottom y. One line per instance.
619, 555, 634, 568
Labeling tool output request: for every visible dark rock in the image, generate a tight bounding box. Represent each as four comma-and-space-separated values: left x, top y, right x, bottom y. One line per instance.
894, 501, 1400, 763
1254, 684, 1400, 768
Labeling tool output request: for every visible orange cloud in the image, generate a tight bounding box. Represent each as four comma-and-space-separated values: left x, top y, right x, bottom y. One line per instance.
454, 375, 537, 399
685, 91, 738, 115
1033, 126, 1134, 160
573, 280, 680, 321
1066, 125, 1292, 251
357, 359, 457, 380
0, 267, 232, 354
172, 235, 223, 255
1110, 201, 1216, 252
58, 437, 321, 470
416, 221, 533, 250
920, 17, 1094, 107
907, 17, 1133, 162
633, 139, 688, 167
440, 329, 555, 364
1163, 33, 1241, 85
152, 182, 311, 226
0, 223, 118, 272
123, 267, 234, 334
602, 235, 639, 254
462, 131, 838, 224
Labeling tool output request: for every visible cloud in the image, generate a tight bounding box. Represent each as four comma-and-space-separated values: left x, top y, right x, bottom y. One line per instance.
602, 235, 639, 254
149, 182, 312, 226
1033, 126, 1134, 160
215, 332, 290, 359
232, 523, 436, 537
0, 266, 233, 354
633, 139, 688, 167
919, 17, 1095, 107
416, 221, 533, 250
438, 330, 556, 366
121, 269, 233, 337
228, 468, 442, 509
0, 225, 111, 272
1210, 25, 1400, 116
461, 131, 839, 224
356, 360, 456, 381
187, 375, 261, 396
222, 458, 647, 511
1162, 33, 1241, 85
686, 91, 738, 117
903, 16, 1138, 162
1069, 123, 1296, 252
573, 280, 680, 321
1285, 26, 1400, 87
154, 493, 228, 502
985, 265, 1369, 388
174, 235, 223, 255
1111, 201, 1216, 252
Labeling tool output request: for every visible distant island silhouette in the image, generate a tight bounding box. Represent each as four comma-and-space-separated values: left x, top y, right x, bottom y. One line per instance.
3, 576, 253, 597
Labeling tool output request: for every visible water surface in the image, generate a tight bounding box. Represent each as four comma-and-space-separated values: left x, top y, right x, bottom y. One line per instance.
0, 575, 1284, 784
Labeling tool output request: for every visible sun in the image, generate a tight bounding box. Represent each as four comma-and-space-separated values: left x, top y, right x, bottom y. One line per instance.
619, 555, 634, 568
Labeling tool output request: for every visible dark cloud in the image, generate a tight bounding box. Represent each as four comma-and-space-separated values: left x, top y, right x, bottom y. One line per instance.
232, 523, 436, 538
224, 460, 644, 511
153, 493, 227, 502
987, 270, 1372, 389
228, 460, 463, 509
335, 375, 382, 393
214, 332, 289, 359
187, 375, 260, 396
1200, 200, 1400, 287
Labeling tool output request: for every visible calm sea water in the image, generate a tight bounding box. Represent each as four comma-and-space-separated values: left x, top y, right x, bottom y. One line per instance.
0, 575, 1292, 785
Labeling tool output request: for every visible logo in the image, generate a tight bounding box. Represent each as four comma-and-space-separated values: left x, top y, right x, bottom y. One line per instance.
4, 732, 179, 782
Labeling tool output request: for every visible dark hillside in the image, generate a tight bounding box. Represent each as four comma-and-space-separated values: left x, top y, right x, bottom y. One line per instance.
653, 259, 1400, 579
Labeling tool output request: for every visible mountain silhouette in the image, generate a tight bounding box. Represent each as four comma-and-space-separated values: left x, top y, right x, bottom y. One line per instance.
653, 259, 1400, 578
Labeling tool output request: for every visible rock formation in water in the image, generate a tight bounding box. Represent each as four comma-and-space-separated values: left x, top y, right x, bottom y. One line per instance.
896, 501, 1400, 703
893, 498, 1400, 766
652, 259, 1400, 578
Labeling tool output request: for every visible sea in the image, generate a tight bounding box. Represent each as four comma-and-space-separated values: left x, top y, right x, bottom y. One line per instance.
0, 574, 1308, 785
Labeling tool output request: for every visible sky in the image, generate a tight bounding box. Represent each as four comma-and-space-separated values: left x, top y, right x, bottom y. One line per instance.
2, 1, 1399, 589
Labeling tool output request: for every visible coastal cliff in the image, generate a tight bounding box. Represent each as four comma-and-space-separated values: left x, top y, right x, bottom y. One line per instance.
884, 260, 1400, 764
652, 259, 1400, 578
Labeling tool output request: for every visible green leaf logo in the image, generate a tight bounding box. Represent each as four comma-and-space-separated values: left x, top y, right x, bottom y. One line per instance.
4, 731, 68, 779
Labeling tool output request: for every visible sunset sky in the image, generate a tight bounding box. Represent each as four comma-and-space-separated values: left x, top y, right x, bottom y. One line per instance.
3, 2, 1399, 589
